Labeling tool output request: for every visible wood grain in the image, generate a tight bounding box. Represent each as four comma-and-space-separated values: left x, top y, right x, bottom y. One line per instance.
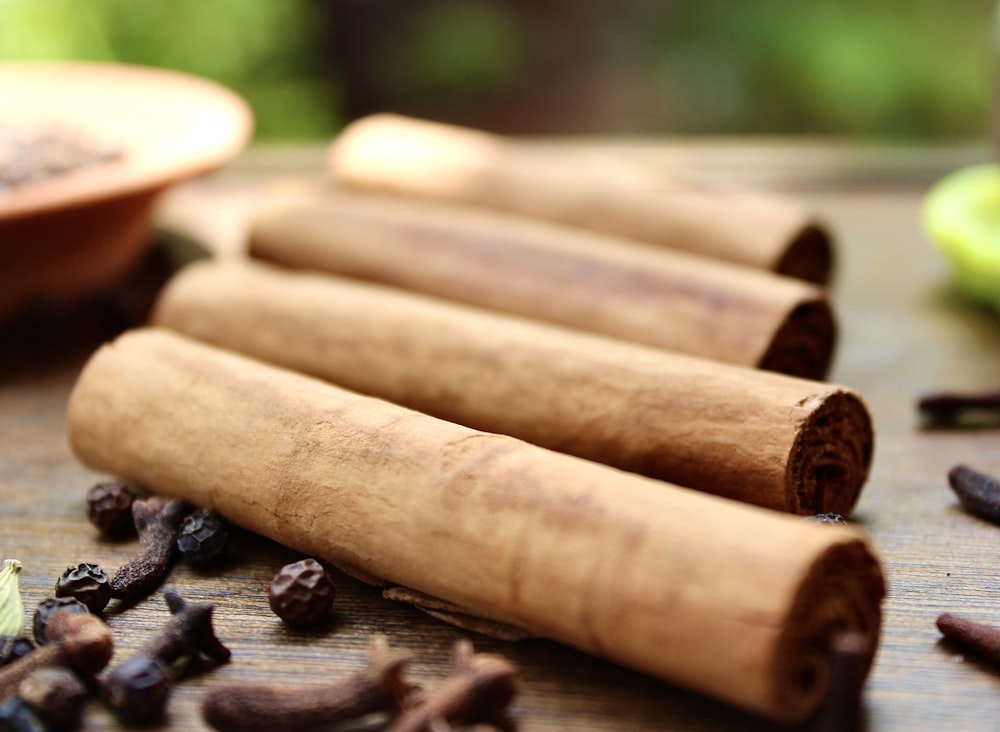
3, 146, 1000, 731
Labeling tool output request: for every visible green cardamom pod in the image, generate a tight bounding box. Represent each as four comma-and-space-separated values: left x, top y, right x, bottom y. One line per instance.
0, 559, 24, 636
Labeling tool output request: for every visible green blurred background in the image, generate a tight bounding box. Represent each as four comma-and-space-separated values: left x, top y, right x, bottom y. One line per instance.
1, 0, 996, 142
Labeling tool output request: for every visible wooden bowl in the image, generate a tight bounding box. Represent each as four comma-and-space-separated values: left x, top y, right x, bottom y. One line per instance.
0, 61, 253, 319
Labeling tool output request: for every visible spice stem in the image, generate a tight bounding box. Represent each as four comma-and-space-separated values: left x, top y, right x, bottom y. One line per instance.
947, 465, 1000, 525
143, 588, 231, 666
0, 611, 113, 702
384, 640, 519, 732
937, 613, 1000, 664
201, 635, 413, 731
918, 389, 1000, 426
109, 497, 188, 604
808, 631, 868, 732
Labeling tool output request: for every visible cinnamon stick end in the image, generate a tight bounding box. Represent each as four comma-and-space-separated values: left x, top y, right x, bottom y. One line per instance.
786, 389, 874, 516
758, 296, 837, 380
775, 222, 834, 286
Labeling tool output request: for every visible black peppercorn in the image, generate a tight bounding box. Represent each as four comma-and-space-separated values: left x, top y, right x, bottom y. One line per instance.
101, 654, 171, 726
54, 563, 111, 614
176, 509, 229, 568
32, 598, 88, 646
86, 481, 136, 537
268, 559, 336, 627
0, 636, 33, 668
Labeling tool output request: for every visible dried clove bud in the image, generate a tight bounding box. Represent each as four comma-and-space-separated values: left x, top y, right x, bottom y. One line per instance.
102, 588, 230, 725
109, 497, 188, 604
267, 559, 335, 627
807, 631, 869, 732
102, 655, 172, 726
0, 610, 114, 703
385, 640, 519, 732
202, 635, 414, 731
32, 598, 88, 646
142, 587, 232, 668
54, 563, 111, 614
18, 666, 87, 731
937, 612, 1000, 665
85, 481, 137, 538
918, 388, 1000, 428
0, 560, 24, 637
947, 465, 1000, 526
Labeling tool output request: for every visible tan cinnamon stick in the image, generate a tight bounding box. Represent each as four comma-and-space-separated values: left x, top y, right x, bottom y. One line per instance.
152, 259, 872, 516
327, 113, 833, 283
65, 328, 884, 724
247, 184, 836, 380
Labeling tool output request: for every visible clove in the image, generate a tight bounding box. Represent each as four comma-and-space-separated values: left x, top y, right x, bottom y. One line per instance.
385, 640, 519, 732
947, 465, 1000, 525
18, 666, 88, 731
0, 696, 45, 732
808, 631, 869, 732
102, 587, 230, 725
0, 610, 113, 703
918, 388, 1000, 427
202, 635, 413, 732
936, 612, 1000, 665
109, 497, 188, 604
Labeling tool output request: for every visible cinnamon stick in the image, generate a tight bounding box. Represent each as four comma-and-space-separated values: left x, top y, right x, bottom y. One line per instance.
65, 328, 885, 725
247, 184, 836, 380
327, 113, 833, 283
152, 260, 872, 516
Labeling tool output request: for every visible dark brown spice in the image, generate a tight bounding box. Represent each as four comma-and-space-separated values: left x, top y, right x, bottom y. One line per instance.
176, 509, 229, 568
918, 388, 1000, 427
384, 640, 519, 732
141, 587, 231, 667
936, 612, 1000, 664
201, 635, 414, 732
102, 588, 230, 725
101, 655, 171, 726
947, 465, 1000, 525
32, 598, 89, 646
0, 611, 114, 703
267, 558, 335, 627
18, 666, 87, 731
85, 481, 136, 538
807, 632, 868, 732
54, 563, 111, 614
109, 497, 188, 604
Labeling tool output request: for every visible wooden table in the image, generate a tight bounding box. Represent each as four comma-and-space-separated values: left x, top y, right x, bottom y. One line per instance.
2, 142, 1000, 731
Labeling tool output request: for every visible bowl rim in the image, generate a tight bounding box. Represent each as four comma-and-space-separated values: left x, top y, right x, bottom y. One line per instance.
0, 60, 254, 224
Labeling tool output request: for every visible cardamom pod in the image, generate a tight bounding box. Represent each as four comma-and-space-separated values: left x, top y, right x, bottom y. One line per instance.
0, 559, 24, 636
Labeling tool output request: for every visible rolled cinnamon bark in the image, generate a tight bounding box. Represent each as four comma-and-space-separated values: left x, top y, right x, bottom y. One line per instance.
247, 185, 836, 380
327, 113, 833, 283
152, 260, 872, 516
65, 328, 884, 724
